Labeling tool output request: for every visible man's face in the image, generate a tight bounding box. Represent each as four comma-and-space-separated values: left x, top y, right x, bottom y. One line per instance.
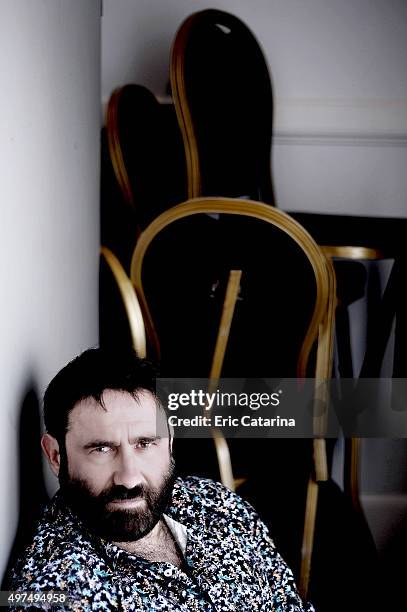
60, 389, 175, 542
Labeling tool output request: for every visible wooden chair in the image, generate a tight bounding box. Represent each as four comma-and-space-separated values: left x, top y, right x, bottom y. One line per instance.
130, 197, 336, 597
320, 245, 384, 516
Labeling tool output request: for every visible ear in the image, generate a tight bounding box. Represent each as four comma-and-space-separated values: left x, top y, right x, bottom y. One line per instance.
41, 433, 61, 477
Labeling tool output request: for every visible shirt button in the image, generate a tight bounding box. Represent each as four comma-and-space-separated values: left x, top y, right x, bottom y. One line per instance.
164, 569, 172, 577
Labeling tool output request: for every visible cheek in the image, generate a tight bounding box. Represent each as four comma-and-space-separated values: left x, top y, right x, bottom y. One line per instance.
145, 447, 172, 484
66, 451, 113, 493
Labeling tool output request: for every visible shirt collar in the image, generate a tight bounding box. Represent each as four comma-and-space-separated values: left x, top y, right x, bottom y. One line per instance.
163, 513, 188, 555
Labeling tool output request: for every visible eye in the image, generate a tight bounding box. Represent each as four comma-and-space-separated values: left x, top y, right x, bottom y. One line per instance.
136, 438, 156, 450
92, 446, 113, 454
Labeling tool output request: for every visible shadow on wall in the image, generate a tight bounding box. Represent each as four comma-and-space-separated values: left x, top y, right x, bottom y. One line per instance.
1, 383, 49, 588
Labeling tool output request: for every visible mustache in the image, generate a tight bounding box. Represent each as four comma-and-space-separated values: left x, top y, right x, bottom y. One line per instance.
101, 484, 146, 503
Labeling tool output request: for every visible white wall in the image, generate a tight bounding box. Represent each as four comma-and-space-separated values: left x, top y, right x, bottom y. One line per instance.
102, 0, 407, 217
0, 0, 101, 579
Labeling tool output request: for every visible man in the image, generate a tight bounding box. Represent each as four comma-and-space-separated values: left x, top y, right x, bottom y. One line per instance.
11, 348, 315, 611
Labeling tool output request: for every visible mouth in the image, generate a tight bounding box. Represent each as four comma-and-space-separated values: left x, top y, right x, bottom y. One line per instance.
107, 498, 145, 509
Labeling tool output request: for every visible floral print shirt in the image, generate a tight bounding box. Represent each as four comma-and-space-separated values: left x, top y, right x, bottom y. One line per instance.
11, 477, 315, 611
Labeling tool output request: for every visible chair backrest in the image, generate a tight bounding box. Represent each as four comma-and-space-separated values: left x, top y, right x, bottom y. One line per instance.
171, 10, 274, 204
130, 197, 335, 382
105, 84, 186, 235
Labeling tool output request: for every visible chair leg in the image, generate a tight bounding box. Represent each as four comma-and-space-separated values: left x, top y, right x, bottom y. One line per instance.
208, 269, 242, 490
299, 477, 319, 600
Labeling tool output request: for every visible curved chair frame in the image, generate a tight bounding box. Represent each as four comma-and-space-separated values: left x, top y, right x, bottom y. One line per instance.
106, 87, 135, 210
170, 12, 202, 199
101, 246, 146, 358
321, 245, 383, 261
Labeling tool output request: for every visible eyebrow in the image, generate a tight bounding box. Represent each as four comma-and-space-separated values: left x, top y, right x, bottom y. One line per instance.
83, 435, 161, 449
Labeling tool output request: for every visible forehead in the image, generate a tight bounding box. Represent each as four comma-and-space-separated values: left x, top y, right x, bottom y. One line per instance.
67, 389, 158, 439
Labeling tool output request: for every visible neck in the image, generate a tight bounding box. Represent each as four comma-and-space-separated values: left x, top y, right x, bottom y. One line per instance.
114, 518, 165, 552
113, 517, 184, 567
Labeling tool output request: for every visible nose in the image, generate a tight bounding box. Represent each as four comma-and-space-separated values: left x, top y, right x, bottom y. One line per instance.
113, 448, 143, 490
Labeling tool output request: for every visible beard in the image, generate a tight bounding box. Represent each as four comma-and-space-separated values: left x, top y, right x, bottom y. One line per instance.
58, 454, 176, 542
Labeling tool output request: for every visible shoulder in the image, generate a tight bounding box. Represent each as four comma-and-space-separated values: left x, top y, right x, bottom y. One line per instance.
171, 478, 313, 611
170, 476, 262, 532
172, 474, 249, 508
10, 500, 108, 596
12, 537, 95, 594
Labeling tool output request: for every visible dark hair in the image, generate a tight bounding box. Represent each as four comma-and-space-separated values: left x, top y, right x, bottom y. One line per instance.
43, 347, 158, 445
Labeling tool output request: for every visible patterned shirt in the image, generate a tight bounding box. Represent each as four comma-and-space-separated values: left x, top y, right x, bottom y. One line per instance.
11, 477, 315, 611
